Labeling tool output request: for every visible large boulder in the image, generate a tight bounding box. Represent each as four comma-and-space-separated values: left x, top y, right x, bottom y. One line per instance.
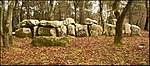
67, 24, 76, 36
57, 25, 67, 37
39, 20, 63, 28
75, 23, 89, 37
89, 24, 103, 37
84, 18, 98, 25
131, 25, 141, 36
19, 19, 39, 28
38, 27, 56, 36
124, 23, 131, 34
15, 28, 32, 38
63, 18, 75, 26
31, 36, 70, 46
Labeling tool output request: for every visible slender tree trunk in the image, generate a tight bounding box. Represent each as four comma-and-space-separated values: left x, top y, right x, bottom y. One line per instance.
74, 4, 77, 23
12, 0, 20, 32
58, 2, 61, 21
20, 1, 23, 22
74, 1, 80, 23
3, 1, 14, 47
114, 0, 132, 45
50, 0, 54, 20
0, 0, 5, 46
79, 1, 84, 24
144, 0, 149, 31
27, 1, 30, 19
8, 1, 15, 45
47, 1, 50, 20
99, 0, 103, 27
17, 1, 20, 25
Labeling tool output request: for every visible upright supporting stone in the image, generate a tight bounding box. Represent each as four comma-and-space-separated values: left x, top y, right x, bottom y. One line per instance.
68, 24, 75, 36
89, 24, 103, 37
33, 26, 39, 37
57, 25, 67, 37
75, 23, 89, 37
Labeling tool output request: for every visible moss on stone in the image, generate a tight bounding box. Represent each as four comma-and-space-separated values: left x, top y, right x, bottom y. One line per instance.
31, 36, 70, 46
38, 27, 56, 36
15, 28, 32, 38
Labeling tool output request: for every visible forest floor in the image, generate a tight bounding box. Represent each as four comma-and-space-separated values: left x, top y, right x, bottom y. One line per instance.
0, 31, 149, 65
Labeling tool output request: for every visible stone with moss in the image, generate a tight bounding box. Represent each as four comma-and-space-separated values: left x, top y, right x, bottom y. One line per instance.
131, 25, 141, 36
39, 20, 63, 28
63, 18, 75, 26
103, 23, 116, 36
57, 25, 67, 37
124, 23, 131, 34
38, 27, 56, 36
15, 28, 32, 38
31, 36, 70, 46
75, 23, 89, 37
84, 18, 98, 25
19, 19, 39, 28
68, 24, 75, 36
89, 24, 103, 37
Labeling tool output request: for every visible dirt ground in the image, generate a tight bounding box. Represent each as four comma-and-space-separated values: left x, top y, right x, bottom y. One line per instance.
0, 31, 149, 65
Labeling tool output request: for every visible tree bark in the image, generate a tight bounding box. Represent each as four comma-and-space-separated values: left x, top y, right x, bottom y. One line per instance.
50, 0, 54, 20
114, 0, 132, 45
58, 2, 62, 21
27, 0, 30, 19
79, 1, 84, 24
20, 1, 23, 22
74, 0, 80, 23
99, 0, 104, 28
12, 0, 20, 32
0, 0, 5, 46
3, 1, 15, 47
74, 2, 77, 23
144, 0, 149, 31
112, 0, 120, 19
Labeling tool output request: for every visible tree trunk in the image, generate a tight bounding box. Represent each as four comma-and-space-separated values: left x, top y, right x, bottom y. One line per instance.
114, 0, 132, 45
20, 1, 23, 22
144, 0, 149, 31
3, 1, 15, 47
12, 0, 20, 32
58, 2, 61, 21
0, 0, 5, 46
27, 1, 30, 19
74, 1, 80, 23
79, 1, 84, 24
50, 0, 54, 20
74, 4, 77, 23
99, 0, 104, 28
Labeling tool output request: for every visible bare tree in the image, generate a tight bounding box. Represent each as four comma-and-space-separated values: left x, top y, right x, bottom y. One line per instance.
73, 0, 80, 23
27, 0, 31, 19
114, 0, 132, 45
50, 0, 54, 20
98, 0, 104, 27
79, 1, 84, 24
3, 1, 15, 47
